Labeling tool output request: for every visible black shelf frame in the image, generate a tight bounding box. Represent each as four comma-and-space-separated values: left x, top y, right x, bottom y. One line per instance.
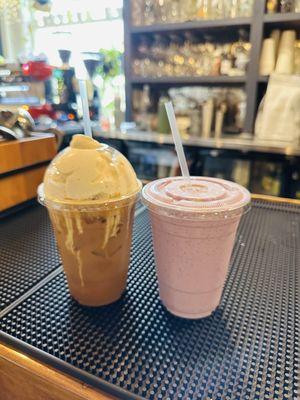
130, 17, 252, 33
264, 11, 300, 24
124, 0, 300, 133
258, 75, 269, 82
131, 75, 247, 85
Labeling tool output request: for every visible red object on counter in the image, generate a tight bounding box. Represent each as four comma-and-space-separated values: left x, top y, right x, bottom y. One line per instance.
22, 61, 53, 81
28, 104, 55, 119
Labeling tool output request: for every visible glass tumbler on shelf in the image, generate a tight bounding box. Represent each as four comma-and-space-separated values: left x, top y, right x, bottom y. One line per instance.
167, 0, 180, 22
169, 35, 184, 76
155, 0, 168, 23
180, 0, 198, 22
229, 0, 239, 18
144, 0, 156, 25
137, 36, 152, 77
197, 0, 213, 19
213, 0, 226, 19
133, 59, 141, 76
239, 0, 254, 16
181, 34, 195, 76
152, 34, 168, 77
131, 0, 144, 25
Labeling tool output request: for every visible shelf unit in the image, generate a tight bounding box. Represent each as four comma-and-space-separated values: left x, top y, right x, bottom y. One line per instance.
258, 75, 269, 82
264, 11, 300, 25
130, 17, 252, 33
131, 75, 247, 85
123, 0, 300, 133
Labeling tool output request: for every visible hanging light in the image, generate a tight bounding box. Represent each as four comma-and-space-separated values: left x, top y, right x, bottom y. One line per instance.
33, 0, 52, 12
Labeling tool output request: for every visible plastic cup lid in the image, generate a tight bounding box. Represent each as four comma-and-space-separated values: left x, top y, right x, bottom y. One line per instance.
142, 176, 251, 220
37, 183, 141, 211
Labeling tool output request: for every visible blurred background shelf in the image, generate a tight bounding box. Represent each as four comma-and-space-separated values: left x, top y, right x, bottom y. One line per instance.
264, 12, 300, 25
124, 0, 265, 132
0, 0, 299, 199
131, 75, 247, 85
90, 128, 300, 199
92, 129, 300, 156
130, 17, 252, 34
124, 1, 300, 137
258, 76, 269, 82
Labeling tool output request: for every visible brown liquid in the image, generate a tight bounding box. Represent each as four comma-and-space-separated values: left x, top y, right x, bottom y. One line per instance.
49, 204, 135, 306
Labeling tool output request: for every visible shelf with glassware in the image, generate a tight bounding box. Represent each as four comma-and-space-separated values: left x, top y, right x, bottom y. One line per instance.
265, 0, 300, 24
124, 0, 300, 138
130, 17, 252, 34
264, 12, 300, 25
131, 76, 247, 84
130, 0, 254, 27
124, 0, 264, 134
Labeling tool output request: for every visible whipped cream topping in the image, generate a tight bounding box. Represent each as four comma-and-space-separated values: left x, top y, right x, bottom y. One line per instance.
44, 134, 140, 203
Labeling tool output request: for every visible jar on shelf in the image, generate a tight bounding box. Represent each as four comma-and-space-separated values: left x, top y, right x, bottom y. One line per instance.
280, 0, 295, 12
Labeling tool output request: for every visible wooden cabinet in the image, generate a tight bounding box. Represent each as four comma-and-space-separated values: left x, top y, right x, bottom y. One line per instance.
0, 135, 57, 212
0, 344, 113, 400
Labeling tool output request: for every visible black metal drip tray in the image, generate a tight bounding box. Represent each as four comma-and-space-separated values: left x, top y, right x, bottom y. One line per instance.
0, 205, 60, 311
0, 201, 299, 399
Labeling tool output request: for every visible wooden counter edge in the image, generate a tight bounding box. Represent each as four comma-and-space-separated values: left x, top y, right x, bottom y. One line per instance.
0, 344, 115, 400
251, 193, 300, 205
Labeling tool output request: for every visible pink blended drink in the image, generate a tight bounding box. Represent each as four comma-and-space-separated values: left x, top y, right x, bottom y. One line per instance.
142, 176, 250, 319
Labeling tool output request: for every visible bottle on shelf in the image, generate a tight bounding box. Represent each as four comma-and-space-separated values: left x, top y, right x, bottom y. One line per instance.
157, 95, 171, 134
220, 45, 233, 75
266, 0, 278, 13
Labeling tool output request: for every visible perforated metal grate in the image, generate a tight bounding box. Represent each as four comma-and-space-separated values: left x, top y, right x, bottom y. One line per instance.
0, 205, 60, 311
0, 201, 299, 399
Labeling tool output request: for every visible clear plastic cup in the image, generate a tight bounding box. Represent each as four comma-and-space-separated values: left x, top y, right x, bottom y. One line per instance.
142, 176, 250, 319
38, 184, 140, 306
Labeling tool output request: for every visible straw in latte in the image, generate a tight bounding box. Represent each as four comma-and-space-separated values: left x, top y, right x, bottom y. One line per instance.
142, 102, 251, 319
38, 58, 141, 306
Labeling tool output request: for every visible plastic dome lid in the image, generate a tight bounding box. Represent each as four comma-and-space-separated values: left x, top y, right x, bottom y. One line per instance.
142, 176, 251, 219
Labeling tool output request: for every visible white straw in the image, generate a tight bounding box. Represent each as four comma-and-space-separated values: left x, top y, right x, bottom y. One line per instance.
165, 101, 190, 178
78, 79, 92, 137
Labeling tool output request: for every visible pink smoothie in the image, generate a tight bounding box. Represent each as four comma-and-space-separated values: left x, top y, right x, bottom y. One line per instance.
142, 177, 250, 319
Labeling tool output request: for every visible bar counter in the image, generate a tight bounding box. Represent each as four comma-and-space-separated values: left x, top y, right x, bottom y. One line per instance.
53, 122, 300, 157
0, 195, 299, 399
92, 128, 300, 157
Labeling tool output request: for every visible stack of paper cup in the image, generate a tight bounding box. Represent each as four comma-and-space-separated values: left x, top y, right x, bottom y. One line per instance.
275, 30, 296, 74
259, 38, 276, 75
294, 42, 300, 74
202, 98, 214, 138
270, 29, 281, 57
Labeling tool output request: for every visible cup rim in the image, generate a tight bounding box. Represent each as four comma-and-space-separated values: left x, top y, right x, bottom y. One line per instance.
142, 177, 251, 221
37, 181, 142, 211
